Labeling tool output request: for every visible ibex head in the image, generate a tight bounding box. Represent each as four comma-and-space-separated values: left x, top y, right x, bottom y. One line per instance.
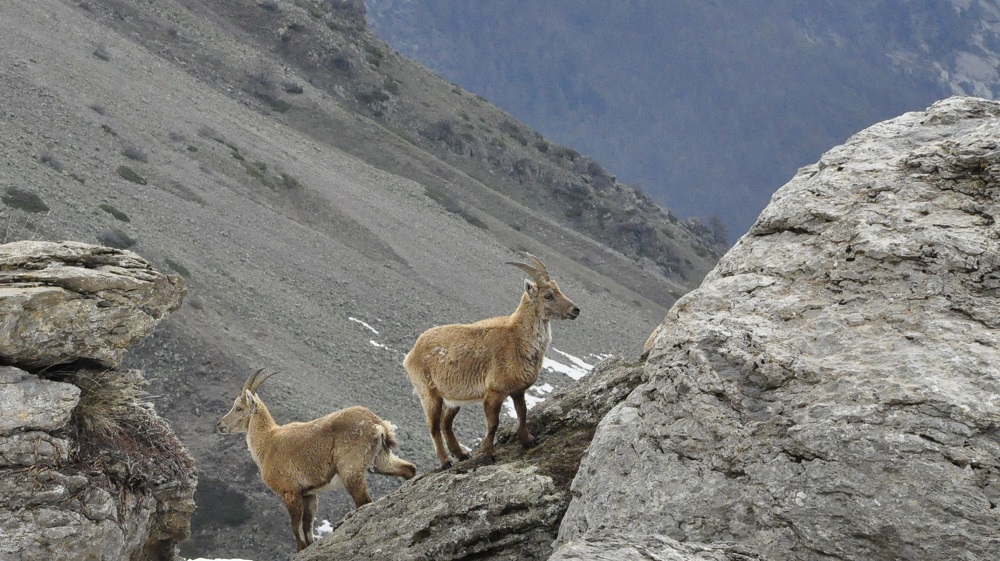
507, 252, 580, 320
217, 368, 277, 434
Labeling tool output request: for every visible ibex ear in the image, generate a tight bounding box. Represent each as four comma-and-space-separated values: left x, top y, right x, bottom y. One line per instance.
243, 389, 257, 411
524, 279, 537, 294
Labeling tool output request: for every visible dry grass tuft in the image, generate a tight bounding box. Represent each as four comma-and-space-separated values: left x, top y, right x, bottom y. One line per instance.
71, 369, 148, 437
69, 369, 196, 494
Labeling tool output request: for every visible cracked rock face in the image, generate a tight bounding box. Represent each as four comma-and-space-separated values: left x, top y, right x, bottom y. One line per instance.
0, 242, 194, 561
557, 97, 1000, 560
0, 240, 186, 368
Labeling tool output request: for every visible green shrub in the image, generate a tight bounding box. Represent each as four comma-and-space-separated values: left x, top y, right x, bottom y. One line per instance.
99, 203, 130, 222
279, 173, 302, 189
356, 89, 391, 105
424, 186, 448, 203
2, 187, 49, 213
282, 81, 304, 94
98, 228, 136, 249
187, 145, 198, 152
461, 212, 489, 230
384, 76, 400, 95
38, 152, 64, 172
245, 164, 274, 188
164, 258, 190, 278
266, 97, 291, 113
122, 145, 148, 162
116, 166, 147, 185
197, 126, 222, 141
92, 45, 110, 61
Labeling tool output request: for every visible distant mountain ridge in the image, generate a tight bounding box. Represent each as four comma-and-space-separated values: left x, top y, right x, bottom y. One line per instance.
366, 0, 1000, 238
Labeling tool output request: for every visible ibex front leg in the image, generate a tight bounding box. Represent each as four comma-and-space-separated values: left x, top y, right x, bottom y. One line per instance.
509, 391, 537, 448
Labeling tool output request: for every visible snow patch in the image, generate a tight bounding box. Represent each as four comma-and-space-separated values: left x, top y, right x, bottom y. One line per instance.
314, 519, 334, 539
349, 316, 379, 335
502, 351, 606, 418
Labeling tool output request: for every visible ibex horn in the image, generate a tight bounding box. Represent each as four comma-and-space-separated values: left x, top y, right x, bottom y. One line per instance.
506, 252, 549, 283
521, 252, 549, 279
243, 368, 278, 393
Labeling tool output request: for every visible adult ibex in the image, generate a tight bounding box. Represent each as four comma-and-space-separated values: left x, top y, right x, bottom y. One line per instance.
404, 252, 580, 469
217, 369, 416, 551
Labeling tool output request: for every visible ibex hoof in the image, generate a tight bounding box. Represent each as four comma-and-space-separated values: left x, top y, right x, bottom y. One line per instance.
479, 453, 496, 466
457, 451, 472, 461
438, 460, 454, 471
521, 437, 538, 449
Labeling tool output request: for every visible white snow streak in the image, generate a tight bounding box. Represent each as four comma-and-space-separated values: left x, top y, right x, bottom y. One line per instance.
349, 316, 379, 334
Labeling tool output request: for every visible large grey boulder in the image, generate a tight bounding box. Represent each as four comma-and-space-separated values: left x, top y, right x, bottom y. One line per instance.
555, 96, 1000, 559
0, 241, 186, 368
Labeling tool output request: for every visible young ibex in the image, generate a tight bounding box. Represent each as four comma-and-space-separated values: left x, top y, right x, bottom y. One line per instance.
404, 252, 580, 469
217, 369, 416, 551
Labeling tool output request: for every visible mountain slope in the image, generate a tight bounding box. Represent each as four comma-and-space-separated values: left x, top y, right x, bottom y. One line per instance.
366, 1, 1000, 239
0, 1, 718, 558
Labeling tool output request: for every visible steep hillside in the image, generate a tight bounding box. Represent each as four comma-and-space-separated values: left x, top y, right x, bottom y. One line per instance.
0, 1, 718, 558
366, 1, 1000, 238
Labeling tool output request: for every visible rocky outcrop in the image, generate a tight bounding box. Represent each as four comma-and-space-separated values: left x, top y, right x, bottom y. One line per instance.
556, 96, 1000, 559
0, 241, 194, 561
0, 241, 185, 368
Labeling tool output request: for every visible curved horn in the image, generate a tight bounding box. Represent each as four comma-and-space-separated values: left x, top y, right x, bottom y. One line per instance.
250, 370, 278, 393
507, 261, 544, 283
243, 368, 266, 391
520, 252, 549, 279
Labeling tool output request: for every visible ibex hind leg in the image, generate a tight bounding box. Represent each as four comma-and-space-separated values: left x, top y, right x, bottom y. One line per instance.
302, 494, 318, 546
441, 405, 471, 461
281, 492, 310, 551
422, 395, 453, 469
477, 390, 507, 465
